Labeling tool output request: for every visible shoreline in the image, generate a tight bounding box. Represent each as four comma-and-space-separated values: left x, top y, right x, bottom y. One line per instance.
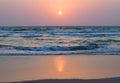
3, 77, 120, 83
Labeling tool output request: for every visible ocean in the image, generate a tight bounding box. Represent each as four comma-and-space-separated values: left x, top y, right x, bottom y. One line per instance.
0, 26, 120, 55
0, 26, 120, 82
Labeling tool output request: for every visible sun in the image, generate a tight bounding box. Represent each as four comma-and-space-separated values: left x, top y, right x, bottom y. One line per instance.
58, 11, 62, 15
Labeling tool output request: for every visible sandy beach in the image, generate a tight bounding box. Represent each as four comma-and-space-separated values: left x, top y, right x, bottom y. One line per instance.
0, 0, 120, 82
0, 56, 120, 82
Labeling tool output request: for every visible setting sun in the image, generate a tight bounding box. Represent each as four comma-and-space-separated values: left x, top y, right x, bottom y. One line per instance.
58, 11, 62, 15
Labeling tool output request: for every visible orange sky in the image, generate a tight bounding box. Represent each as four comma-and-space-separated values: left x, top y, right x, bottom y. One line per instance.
0, 0, 120, 26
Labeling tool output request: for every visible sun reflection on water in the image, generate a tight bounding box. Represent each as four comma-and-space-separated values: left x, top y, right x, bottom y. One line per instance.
55, 56, 65, 72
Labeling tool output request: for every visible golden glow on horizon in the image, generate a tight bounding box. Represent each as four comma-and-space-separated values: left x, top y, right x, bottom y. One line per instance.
55, 56, 65, 72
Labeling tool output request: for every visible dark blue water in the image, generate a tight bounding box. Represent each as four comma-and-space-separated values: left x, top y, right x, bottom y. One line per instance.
0, 26, 120, 55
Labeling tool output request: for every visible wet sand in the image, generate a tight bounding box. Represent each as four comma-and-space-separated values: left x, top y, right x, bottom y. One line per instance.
0, 56, 120, 82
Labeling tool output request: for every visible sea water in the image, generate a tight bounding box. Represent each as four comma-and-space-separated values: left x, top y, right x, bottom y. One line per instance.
0, 26, 120, 55
0, 26, 120, 82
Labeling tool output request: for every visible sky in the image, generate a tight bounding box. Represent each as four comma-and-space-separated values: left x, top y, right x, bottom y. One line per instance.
0, 0, 120, 26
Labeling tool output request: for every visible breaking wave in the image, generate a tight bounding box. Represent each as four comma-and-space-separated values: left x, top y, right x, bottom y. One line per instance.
0, 26, 120, 55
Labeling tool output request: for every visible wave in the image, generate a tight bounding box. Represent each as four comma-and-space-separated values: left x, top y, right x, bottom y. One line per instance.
0, 26, 120, 55
1, 26, 120, 38
0, 31, 120, 38
0, 26, 120, 31
0, 44, 120, 55
0, 44, 99, 51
